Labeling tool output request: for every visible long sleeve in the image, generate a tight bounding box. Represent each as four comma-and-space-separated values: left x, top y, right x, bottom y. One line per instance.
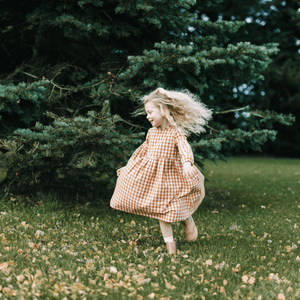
175, 131, 194, 165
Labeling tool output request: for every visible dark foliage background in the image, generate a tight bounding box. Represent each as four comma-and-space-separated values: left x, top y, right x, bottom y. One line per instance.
0, 0, 296, 201
198, 0, 300, 156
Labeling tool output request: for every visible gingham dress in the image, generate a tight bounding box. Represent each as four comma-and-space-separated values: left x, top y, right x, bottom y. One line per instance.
110, 125, 205, 223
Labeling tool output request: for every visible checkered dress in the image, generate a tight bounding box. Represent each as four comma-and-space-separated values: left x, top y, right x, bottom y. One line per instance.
110, 125, 205, 223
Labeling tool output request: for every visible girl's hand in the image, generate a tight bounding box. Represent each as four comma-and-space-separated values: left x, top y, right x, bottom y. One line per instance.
183, 162, 194, 178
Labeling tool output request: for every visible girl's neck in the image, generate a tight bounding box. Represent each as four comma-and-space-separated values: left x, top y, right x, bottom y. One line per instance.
159, 118, 170, 130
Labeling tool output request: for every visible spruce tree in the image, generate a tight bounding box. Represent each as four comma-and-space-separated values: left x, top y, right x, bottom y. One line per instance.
0, 0, 295, 200
198, 0, 300, 156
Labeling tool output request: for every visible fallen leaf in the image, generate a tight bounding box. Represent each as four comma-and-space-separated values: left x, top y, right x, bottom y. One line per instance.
204, 259, 212, 266
0, 262, 8, 270
148, 293, 155, 299
278, 293, 285, 300
143, 278, 151, 284
17, 274, 25, 282
249, 276, 255, 284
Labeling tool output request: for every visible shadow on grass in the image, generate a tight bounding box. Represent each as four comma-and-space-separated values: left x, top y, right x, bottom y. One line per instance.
202, 188, 240, 212
2, 187, 243, 220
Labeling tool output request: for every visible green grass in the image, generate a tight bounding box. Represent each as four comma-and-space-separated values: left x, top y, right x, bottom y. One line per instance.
0, 158, 300, 299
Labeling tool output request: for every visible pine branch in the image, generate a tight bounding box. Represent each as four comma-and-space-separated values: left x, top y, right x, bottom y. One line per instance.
215, 105, 250, 114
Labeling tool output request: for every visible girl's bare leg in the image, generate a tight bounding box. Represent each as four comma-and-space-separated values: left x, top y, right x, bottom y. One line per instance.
159, 220, 173, 242
159, 220, 176, 254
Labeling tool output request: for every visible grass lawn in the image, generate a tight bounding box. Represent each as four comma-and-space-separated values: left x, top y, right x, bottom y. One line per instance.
0, 158, 300, 299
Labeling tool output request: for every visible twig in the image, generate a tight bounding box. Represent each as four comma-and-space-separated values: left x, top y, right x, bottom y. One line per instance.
50, 80, 74, 91
129, 89, 136, 101
206, 125, 220, 133
2, 43, 11, 56
251, 112, 264, 118
21, 71, 38, 78
215, 105, 250, 114
118, 119, 146, 133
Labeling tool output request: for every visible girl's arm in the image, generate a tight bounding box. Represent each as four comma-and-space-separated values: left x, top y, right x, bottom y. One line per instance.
175, 131, 194, 165
175, 131, 195, 177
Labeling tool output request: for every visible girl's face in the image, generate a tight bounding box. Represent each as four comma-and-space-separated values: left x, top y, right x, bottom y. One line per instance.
145, 101, 170, 129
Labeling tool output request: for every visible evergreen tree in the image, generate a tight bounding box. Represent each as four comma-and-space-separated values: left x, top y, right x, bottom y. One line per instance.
0, 0, 294, 200
198, 0, 300, 156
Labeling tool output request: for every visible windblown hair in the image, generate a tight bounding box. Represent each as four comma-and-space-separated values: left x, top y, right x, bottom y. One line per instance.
132, 87, 212, 136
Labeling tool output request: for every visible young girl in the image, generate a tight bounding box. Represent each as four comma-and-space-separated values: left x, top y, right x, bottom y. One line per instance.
110, 88, 212, 254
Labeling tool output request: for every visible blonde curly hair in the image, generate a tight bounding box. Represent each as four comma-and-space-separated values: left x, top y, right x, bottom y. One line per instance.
133, 87, 212, 136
